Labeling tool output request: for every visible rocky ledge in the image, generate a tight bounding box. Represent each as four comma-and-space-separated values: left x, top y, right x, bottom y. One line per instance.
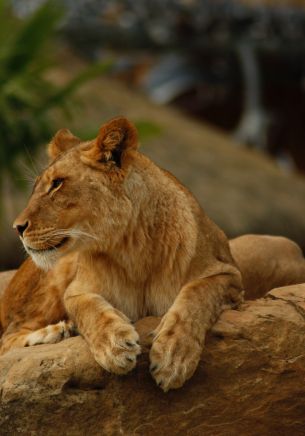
1, 277, 305, 435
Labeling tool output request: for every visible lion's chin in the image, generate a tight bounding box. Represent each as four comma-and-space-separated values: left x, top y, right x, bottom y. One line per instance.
24, 237, 70, 271
27, 250, 59, 271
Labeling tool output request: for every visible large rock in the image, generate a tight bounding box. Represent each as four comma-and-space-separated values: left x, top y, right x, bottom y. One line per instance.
1, 283, 305, 435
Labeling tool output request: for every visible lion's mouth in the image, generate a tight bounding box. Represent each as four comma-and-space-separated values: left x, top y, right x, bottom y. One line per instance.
26, 237, 69, 253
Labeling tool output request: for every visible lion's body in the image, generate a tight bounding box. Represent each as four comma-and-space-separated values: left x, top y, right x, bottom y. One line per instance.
2, 234, 305, 351
1, 152, 237, 324
1, 117, 305, 391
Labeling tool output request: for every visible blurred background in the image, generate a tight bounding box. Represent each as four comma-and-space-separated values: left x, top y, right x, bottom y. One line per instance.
1, 0, 305, 270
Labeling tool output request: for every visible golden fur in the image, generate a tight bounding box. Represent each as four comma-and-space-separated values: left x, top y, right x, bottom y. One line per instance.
1, 117, 305, 391
230, 234, 305, 300
0, 117, 244, 390
2, 234, 305, 358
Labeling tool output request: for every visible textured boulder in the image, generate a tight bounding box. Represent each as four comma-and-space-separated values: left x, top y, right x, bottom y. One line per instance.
1, 283, 305, 435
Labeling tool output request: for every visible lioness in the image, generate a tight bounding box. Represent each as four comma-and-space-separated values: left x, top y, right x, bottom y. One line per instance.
1, 117, 246, 391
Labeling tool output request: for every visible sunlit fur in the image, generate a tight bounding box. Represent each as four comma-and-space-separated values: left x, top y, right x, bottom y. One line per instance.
1, 117, 244, 391
24, 228, 97, 270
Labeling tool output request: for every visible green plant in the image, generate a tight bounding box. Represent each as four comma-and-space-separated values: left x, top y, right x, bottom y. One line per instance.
0, 0, 109, 188
135, 120, 162, 141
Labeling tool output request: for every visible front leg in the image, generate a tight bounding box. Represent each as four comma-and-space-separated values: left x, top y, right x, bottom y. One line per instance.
64, 282, 141, 375
150, 265, 243, 391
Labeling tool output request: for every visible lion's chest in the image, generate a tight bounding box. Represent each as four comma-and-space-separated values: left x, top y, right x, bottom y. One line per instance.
91, 246, 191, 321
96, 273, 181, 322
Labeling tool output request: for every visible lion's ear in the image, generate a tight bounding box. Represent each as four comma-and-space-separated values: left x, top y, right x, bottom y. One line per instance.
81, 117, 138, 168
48, 129, 81, 160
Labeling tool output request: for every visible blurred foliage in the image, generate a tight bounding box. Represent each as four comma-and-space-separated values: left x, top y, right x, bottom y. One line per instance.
0, 0, 110, 189
18, 0, 305, 172
135, 120, 162, 141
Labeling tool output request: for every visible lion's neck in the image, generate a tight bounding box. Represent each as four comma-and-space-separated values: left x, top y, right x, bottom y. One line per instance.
98, 169, 197, 286
74, 166, 200, 319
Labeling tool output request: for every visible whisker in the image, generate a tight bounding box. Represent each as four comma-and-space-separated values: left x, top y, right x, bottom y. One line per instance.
23, 145, 40, 177
28, 227, 99, 245
18, 161, 37, 186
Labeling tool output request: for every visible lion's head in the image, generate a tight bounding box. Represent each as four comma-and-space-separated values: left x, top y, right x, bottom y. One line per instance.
14, 117, 140, 270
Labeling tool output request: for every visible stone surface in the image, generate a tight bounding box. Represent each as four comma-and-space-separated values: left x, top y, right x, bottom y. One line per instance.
1, 283, 305, 435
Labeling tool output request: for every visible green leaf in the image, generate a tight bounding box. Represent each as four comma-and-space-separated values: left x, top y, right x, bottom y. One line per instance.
0, 0, 110, 200
2, 1, 63, 78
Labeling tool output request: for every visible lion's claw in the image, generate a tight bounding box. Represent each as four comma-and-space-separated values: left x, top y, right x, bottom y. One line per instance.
90, 315, 141, 375
149, 316, 202, 392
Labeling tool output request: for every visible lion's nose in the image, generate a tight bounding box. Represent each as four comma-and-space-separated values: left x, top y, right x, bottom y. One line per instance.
15, 221, 29, 237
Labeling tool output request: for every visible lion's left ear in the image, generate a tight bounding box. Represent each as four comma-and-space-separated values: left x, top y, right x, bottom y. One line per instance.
48, 129, 81, 160
81, 117, 138, 168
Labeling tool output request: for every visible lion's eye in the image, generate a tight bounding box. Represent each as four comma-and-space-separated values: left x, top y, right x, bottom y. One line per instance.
49, 178, 64, 192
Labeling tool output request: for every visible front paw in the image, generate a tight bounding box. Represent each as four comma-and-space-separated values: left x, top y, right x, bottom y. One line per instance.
149, 315, 203, 392
90, 312, 141, 375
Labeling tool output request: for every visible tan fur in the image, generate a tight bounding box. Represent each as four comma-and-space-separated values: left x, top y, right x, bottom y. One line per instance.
3, 118, 305, 390
230, 234, 305, 300
0, 116, 283, 391
0, 254, 76, 354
